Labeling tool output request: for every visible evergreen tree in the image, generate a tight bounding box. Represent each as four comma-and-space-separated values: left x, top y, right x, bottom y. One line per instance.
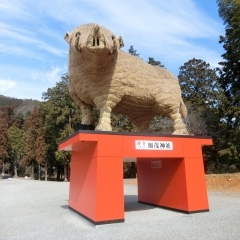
179, 58, 221, 108
23, 108, 37, 178
148, 57, 164, 67
217, 0, 240, 169
8, 126, 25, 177
23, 106, 47, 179
0, 110, 9, 174
178, 58, 227, 172
0, 106, 14, 174
0, 106, 14, 126
13, 113, 25, 129
35, 107, 47, 180
128, 45, 139, 56
42, 73, 81, 181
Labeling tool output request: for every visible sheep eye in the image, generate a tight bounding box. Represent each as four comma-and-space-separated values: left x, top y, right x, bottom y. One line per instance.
75, 32, 81, 37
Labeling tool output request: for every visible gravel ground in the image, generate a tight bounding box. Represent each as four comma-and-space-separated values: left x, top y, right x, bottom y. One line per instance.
0, 178, 240, 240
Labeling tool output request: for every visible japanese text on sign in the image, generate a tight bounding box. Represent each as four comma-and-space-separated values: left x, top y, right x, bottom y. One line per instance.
135, 140, 173, 150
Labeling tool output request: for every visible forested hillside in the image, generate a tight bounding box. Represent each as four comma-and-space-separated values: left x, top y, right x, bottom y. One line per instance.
0, 95, 23, 108
0, 95, 40, 117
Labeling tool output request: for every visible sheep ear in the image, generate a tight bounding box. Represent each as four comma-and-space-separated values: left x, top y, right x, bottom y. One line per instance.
118, 36, 124, 48
64, 32, 71, 43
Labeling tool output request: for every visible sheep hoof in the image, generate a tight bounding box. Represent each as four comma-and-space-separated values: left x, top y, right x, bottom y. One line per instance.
95, 123, 112, 131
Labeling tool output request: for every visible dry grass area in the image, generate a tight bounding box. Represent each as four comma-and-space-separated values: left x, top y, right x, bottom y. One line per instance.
205, 173, 240, 192
125, 173, 240, 193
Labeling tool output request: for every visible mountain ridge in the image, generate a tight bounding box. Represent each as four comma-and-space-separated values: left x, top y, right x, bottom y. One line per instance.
0, 94, 40, 116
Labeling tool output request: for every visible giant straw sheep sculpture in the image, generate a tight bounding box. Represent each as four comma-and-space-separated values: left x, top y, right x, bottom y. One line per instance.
65, 23, 188, 134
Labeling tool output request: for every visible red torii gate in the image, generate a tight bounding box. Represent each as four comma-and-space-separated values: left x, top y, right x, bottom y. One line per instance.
59, 131, 212, 225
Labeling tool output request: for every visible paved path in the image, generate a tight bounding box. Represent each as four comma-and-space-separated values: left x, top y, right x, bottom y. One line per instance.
1, 178, 240, 240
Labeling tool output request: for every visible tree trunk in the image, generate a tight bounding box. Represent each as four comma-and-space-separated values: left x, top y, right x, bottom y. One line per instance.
14, 155, 18, 178
2, 162, 4, 174
64, 165, 68, 182
68, 166, 71, 181
44, 160, 48, 181
31, 161, 34, 179
57, 167, 61, 181
38, 163, 40, 180
14, 162, 18, 178
130, 162, 137, 178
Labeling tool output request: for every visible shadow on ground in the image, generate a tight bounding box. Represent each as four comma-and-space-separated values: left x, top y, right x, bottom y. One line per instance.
124, 195, 155, 212
61, 205, 68, 209
60, 195, 155, 212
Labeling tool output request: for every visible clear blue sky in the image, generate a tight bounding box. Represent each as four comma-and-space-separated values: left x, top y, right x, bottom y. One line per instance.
0, 0, 225, 100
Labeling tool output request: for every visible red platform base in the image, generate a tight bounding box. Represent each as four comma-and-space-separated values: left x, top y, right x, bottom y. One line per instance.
59, 131, 212, 225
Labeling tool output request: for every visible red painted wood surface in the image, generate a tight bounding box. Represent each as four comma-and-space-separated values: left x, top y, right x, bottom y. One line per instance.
59, 131, 212, 224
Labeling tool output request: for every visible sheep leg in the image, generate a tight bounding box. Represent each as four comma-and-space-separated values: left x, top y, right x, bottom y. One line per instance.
93, 94, 121, 131
169, 109, 188, 135
80, 104, 94, 126
70, 92, 94, 126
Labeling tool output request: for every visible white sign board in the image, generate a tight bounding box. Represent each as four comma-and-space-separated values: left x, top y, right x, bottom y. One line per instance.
135, 140, 173, 150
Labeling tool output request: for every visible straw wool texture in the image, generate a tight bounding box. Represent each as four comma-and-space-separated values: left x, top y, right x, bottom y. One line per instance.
65, 23, 188, 134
